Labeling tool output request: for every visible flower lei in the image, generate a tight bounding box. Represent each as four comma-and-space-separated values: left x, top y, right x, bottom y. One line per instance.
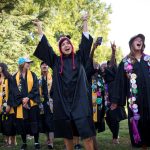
39, 78, 45, 114
123, 56, 140, 143
0, 79, 8, 120
104, 83, 110, 112
92, 74, 105, 113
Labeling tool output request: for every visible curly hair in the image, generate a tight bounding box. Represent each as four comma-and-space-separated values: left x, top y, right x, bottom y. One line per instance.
0, 63, 11, 79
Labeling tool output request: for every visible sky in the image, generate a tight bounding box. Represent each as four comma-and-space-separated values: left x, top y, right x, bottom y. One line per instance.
103, 0, 150, 56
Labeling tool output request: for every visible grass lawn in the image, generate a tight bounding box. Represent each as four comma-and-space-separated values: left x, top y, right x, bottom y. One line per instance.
0, 120, 144, 150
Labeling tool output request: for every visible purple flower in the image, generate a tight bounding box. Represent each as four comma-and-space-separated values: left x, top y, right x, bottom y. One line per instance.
134, 113, 140, 121
126, 64, 133, 72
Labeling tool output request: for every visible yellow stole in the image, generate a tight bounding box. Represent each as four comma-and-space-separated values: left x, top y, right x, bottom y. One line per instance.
16, 70, 37, 119
0, 78, 14, 114
47, 73, 52, 96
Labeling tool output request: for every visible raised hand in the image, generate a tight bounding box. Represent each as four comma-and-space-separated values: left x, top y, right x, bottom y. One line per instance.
81, 11, 88, 32
32, 19, 43, 35
82, 11, 88, 21
93, 41, 99, 50
110, 41, 116, 53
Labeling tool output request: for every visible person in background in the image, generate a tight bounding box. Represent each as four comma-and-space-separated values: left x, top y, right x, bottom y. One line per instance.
13, 57, 40, 150
0, 63, 16, 147
101, 42, 126, 144
39, 62, 54, 149
111, 34, 150, 148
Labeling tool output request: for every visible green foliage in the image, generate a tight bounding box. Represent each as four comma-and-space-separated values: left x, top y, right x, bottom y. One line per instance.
94, 45, 123, 64
0, 0, 123, 76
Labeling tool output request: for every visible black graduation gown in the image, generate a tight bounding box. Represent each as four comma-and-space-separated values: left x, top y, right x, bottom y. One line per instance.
104, 65, 117, 101
34, 33, 93, 121
13, 71, 40, 135
85, 58, 96, 113
104, 65, 127, 122
112, 56, 150, 147
39, 76, 53, 133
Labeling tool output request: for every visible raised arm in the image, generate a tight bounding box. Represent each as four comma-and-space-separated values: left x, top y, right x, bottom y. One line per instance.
108, 41, 117, 67
78, 13, 93, 66
32, 20, 57, 69
90, 43, 97, 60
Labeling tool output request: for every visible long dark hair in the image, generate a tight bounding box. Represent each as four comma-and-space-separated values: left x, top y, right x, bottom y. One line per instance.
0, 63, 12, 79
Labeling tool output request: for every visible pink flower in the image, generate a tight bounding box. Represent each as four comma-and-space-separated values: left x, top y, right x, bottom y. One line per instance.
126, 64, 133, 71
97, 91, 101, 96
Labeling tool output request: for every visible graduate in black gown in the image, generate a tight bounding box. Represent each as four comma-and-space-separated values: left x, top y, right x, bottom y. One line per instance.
33, 14, 96, 150
39, 62, 54, 149
86, 40, 126, 148
0, 63, 16, 147
111, 34, 150, 148
13, 57, 40, 150
101, 42, 126, 144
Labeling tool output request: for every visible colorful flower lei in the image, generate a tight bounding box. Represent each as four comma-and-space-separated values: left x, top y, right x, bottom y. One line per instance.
92, 74, 105, 113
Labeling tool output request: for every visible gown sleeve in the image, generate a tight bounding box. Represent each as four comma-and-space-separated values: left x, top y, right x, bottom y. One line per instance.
111, 61, 128, 106
104, 65, 117, 83
85, 58, 96, 80
34, 35, 57, 69
42, 77, 49, 102
77, 33, 93, 67
27, 72, 40, 104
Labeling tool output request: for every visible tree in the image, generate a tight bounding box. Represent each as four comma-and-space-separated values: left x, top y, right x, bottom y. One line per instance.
0, 0, 123, 76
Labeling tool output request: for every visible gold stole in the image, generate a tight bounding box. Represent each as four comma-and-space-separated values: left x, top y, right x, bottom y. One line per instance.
0, 78, 5, 106
16, 70, 37, 119
0, 79, 14, 114
47, 73, 52, 96
92, 92, 98, 122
